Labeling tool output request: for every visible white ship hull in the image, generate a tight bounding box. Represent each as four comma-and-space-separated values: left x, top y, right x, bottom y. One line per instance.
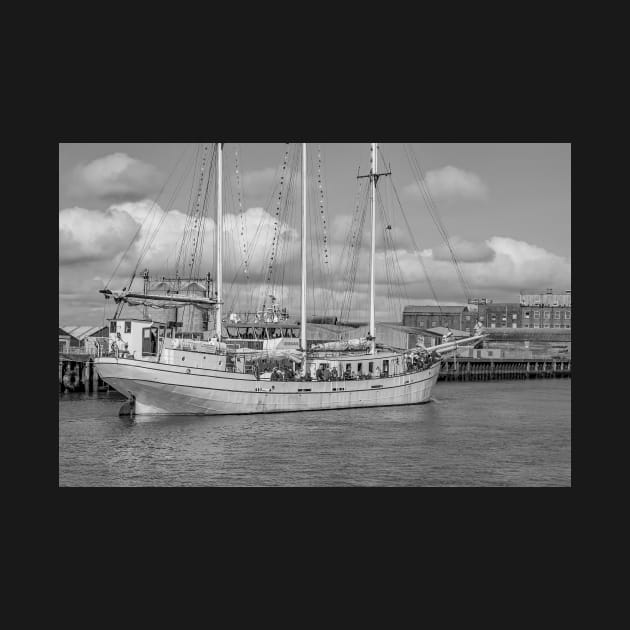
95, 357, 440, 416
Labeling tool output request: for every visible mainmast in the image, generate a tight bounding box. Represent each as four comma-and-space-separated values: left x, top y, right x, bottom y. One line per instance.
300, 143, 307, 355
369, 142, 377, 354
215, 142, 223, 340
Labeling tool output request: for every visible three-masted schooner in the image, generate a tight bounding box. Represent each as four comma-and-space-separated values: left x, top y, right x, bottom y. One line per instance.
94, 143, 483, 416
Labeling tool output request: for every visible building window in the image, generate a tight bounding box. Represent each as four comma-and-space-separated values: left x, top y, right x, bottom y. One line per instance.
418, 320, 425, 327
490, 323, 496, 328
432, 321, 437, 327
110, 321, 116, 333
465, 315, 470, 322
501, 316, 507, 322
565, 311, 571, 320
566, 324, 571, 328
544, 324, 550, 328
512, 323, 517, 328
554, 311, 561, 319
534, 311, 540, 318
125, 321, 132, 333
544, 311, 550, 319
533, 324, 540, 328
465, 327, 470, 333
512, 314, 517, 320
524, 310, 530, 318
369, 362, 374, 373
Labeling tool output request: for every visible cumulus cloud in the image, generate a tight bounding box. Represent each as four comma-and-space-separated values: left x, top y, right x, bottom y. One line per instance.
59, 201, 300, 281
60, 197, 570, 326
59, 207, 140, 264
396, 236, 570, 295
431, 236, 496, 263
403, 165, 487, 200
69, 153, 164, 203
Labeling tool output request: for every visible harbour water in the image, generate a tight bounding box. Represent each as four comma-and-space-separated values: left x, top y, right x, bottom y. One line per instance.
58, 380, 570, 486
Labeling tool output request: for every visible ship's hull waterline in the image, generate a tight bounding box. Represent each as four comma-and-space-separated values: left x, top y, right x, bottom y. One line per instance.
94, 357, 440, 416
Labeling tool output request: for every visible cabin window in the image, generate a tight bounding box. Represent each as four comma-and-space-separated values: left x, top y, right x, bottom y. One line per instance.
369, 362, 374, 373
382, 360, 389, 375
357, 362, 363, 374
110, 321, 116, 333
346, 363, 351, 372
125, 321, 131, 333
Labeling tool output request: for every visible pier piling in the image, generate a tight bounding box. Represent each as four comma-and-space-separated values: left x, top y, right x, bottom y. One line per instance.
439, 357, 570, 382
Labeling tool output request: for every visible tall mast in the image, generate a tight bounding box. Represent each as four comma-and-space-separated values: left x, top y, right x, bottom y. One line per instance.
369, 142, 377, 354
215, 142, 223, 340
301, 143, 307, 355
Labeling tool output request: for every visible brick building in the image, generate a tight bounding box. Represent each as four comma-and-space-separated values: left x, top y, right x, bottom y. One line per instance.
519, 289, 571, 329
402, 305, 477, 334
478, 302, 523, 328
476, 289, 571, 329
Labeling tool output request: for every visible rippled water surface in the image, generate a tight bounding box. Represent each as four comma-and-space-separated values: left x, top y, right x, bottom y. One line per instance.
58, 380, 571, 486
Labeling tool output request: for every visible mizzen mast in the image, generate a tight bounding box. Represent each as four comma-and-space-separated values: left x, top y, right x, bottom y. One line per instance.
357, 143, 390, 354
369, 143, 377, 354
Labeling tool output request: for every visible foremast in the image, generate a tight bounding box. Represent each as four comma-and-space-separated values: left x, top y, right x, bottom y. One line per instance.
300, 143, 307, 365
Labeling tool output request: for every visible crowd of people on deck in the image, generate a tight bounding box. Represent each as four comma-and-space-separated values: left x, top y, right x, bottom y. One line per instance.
265, 351, 439, 383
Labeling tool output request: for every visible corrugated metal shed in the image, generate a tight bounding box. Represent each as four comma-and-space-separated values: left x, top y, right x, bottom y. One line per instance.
427, 327, 470, 338
403, 305, 469, 314
62, 325, 109, 341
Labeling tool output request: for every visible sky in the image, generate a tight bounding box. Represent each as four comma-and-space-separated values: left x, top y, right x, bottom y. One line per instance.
59, 142, 571, 326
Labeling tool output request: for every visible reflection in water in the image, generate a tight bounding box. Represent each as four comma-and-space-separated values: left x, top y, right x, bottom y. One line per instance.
59, 380, 571, 486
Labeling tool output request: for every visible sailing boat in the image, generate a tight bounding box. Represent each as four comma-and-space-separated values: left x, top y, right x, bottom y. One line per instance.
94, 143, 483, 416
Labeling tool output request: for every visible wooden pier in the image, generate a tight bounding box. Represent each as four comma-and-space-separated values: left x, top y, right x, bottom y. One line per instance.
438, 357, 571, 381
59, 354, 109, 393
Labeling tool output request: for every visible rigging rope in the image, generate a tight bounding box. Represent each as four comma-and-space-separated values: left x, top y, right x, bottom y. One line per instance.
402, 143, 472, 302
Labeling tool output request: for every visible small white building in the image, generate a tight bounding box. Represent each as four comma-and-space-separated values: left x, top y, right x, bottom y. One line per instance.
108, 318, 165, 359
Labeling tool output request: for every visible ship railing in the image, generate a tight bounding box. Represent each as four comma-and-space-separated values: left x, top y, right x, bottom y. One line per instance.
162, 338, 221, 354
